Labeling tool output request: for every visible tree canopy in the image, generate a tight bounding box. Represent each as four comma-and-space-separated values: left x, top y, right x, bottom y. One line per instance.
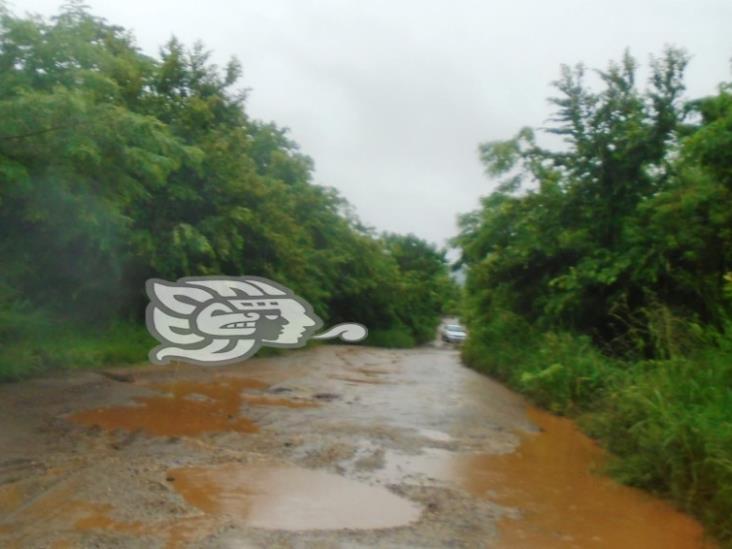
457, 48, 732, 356
456, 49, 732, 543
0, 4, 456, 376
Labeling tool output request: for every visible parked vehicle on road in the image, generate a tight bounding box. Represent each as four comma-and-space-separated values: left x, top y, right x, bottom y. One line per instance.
441, 323, 467, 344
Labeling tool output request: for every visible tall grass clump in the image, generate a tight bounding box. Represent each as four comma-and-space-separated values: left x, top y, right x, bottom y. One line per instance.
462, 309, 614, 414
0, 299, 153, 381
584, 328, 732, 543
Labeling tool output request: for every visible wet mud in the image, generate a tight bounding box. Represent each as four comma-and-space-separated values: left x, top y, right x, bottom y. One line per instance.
0, 344, 714, 548
457, 407, 711, 548
70, 377, 269, 437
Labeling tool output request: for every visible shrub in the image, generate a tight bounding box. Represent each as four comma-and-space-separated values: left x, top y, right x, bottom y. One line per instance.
365, 327, 416, 348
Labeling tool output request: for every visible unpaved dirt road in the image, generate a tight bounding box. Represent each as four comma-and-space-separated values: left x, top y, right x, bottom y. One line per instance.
0, 343, 712, 548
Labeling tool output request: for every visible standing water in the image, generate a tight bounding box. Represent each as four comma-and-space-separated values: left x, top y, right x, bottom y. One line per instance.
455, 406, 714, 548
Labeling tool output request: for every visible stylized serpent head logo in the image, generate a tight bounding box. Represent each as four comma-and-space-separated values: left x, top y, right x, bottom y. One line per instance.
146, 276, 366, 365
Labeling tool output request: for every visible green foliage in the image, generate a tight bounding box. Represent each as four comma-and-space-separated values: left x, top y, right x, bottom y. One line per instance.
458, 50, 732, 544
365, 327, 416, 349
455, 47, 732, 349
0, 5, 455, 377
382, 233, 458, 343
584, 335, 732, 542
462, 308, 614, 414
0, 316, 153, 382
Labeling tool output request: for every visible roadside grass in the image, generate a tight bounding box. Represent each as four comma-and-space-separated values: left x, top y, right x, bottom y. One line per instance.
462, 315, 732, 546
0, 306, 438, 381
0, 307, 153, 381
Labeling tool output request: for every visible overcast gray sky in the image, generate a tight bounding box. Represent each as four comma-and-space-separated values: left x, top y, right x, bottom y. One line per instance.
16, 0, 732, 248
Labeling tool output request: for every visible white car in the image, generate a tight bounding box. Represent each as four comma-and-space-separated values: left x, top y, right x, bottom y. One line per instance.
441, 323, 467, 344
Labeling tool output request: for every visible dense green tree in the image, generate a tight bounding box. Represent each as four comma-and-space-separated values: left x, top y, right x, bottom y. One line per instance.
456, 51, 732, 543
0, 4, 454, 374
383, 233, 458, 343
455, 48, 730, 352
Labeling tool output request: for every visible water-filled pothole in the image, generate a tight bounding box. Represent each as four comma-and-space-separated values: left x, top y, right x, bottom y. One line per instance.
70, 377, 315, 437
169, 461, 422, 530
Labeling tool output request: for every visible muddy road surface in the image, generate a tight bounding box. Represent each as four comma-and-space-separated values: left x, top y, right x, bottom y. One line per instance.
0, 344, 712, 548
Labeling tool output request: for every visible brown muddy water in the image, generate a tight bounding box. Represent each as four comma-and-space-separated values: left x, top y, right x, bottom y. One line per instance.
456, 407, 712, 548
70, 376, 315, 437
0, 344, 715, 547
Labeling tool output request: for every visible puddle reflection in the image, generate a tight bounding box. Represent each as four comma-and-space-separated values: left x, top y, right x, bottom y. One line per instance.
170, 462, 422, 530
